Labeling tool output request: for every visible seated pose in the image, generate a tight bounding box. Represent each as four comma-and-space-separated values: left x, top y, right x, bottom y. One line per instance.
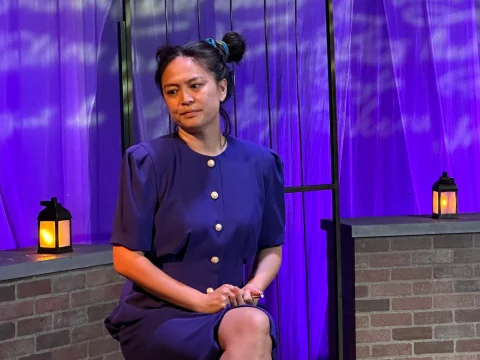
104, 31, 285, 360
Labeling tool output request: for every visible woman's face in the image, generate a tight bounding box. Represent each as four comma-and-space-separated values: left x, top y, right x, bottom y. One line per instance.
161, 56, 227, 133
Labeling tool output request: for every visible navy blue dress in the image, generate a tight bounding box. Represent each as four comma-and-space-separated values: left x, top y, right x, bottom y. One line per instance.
104, 133, 285, 360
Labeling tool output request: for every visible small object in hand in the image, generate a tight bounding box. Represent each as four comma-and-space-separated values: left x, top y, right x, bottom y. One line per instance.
252, 293, 264, 299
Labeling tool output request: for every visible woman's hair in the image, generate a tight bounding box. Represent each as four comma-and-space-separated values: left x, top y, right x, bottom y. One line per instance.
154, 32, 247, 136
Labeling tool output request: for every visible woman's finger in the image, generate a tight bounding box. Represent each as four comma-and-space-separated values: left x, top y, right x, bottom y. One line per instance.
234, 287, 245, 305
243, 289, 253, 304
229, 294, 238, 307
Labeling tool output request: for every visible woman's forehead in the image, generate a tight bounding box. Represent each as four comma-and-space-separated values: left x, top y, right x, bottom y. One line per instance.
162, 57, 210, 84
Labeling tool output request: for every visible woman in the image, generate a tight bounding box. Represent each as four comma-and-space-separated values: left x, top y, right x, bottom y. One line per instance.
104, 31, 285, 360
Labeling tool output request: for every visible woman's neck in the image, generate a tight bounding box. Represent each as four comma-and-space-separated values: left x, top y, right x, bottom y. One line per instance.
177, 127, 227, 157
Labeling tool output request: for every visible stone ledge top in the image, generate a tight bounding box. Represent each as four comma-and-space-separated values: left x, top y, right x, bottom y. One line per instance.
321, 213, 480, 238
0, 244, 112, 281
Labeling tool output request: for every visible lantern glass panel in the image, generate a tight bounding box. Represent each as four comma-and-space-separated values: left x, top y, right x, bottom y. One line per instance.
39, 221, 56, 248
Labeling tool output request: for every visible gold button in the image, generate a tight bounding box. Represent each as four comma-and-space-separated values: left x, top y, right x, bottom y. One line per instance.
215, 223, 222, 232
206, 287, 214, 294
211, 191, 219, 200
211, 256, 219, 264
207, 159, 215, 168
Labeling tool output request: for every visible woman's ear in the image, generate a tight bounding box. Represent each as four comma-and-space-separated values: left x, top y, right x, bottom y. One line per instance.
219, 79, 227, 102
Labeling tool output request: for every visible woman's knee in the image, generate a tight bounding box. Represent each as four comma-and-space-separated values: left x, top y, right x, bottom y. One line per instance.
220, 307, 271, 338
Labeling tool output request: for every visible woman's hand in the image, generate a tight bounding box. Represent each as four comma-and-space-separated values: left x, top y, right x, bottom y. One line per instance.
228, 286, 245, 307
196, 284, 236, 313
242, 283, 263, 305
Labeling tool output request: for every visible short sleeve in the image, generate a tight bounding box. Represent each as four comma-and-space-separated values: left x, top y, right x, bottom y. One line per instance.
110, 144, 158, 252
258, 151, 286, 249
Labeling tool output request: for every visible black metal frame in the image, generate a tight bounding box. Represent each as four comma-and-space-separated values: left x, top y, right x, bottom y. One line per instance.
117, 0, 348, 358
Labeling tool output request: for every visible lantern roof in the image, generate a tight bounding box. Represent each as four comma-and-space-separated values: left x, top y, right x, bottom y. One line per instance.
432, 172, 457, 192
37, 197, 72, 221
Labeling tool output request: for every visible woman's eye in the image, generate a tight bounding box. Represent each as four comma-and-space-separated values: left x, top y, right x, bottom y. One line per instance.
167, 89, 177, 95
191, 84, 202, 89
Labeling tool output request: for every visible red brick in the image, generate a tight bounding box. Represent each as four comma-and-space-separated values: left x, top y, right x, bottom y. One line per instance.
372, 343, 412, 357
35, 294, 69, 314
355, 238, 389, 253
104, 283, 123, 301
391, 236, 432, 250
0, 285, 15, 303
355, 254, 370, 268
454, 249, 480, 263
414, 311, 453, 325
413, 250, 453, 265
355, 285, 368, 298
88, 337, 120, 357
370, 253, 410, 267
87, 303, 117, 322
392, 326, 432, 340
17, 315, 53, 336
355, 270, 389, 283
455, 309, 480, 323
356, 299, 389, 312
86, 267, 123, 287
370, 313, 412, 327
370, 282, 411, 297
54, 309, 87, 329
71, 322, 105, 343
17, 279, 51, 298
414, 341, 454, 354
0, 338, 35, 358
434, 234, 473, 248
36, 330, 70, 350
392, 297, 432, 310
0, 300, 34, 321
434, 294, 475, 309
413, 281, 454, 294
434, 324, 475, 339
456, 339, 480, 352
53, 273, 85, 293
52, 343, 88, 360
356, 329, 390, 343
391, 267, 432, 280
434, 265, 473, 278
436, 355, 478, 360
18, 353, 53, 360
105, 352, 125, 360
0, 322, 15, 341
455, 280, 480, 292
356, 345, 370, 358
71, 288, 105, 307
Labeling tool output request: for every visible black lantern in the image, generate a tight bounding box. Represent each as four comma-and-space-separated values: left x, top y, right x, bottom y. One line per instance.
432, 172, 458, 219
37, 197, 73, 254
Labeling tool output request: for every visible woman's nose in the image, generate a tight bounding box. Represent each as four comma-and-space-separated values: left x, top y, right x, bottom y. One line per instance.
180, 89, 194, 105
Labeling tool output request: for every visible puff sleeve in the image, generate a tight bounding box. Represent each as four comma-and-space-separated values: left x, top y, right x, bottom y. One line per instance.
110, 144, 158, 252
258, 151, 286, 249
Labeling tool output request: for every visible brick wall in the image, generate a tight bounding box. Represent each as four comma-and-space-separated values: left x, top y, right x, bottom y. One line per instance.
0, 265, 124, 360
355, 233, 480, 359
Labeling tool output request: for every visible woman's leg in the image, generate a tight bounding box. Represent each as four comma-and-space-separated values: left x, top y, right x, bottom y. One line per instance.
218, 307, 272, 360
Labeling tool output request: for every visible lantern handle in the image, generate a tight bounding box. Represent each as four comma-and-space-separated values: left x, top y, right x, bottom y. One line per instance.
40, 197, 58, 207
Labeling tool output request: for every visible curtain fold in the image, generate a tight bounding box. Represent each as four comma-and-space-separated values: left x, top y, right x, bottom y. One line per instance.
0, 0, 121, 249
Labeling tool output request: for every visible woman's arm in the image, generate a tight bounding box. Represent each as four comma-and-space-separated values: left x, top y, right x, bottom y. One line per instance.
113, 245, 206, 311
246, 245, 282, 291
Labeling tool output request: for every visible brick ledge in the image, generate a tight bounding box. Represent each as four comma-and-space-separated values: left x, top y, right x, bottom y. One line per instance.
0, 244, 112, 282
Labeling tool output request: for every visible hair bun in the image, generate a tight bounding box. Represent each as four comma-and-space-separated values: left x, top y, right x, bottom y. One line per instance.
222, 32, 246, 63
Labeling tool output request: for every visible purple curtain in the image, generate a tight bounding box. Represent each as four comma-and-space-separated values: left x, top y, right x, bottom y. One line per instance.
0, 1, 122, 249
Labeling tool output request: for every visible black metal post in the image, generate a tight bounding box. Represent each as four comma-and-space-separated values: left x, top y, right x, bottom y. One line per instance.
324, 0, 352, 359
118, 0, 135, 153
